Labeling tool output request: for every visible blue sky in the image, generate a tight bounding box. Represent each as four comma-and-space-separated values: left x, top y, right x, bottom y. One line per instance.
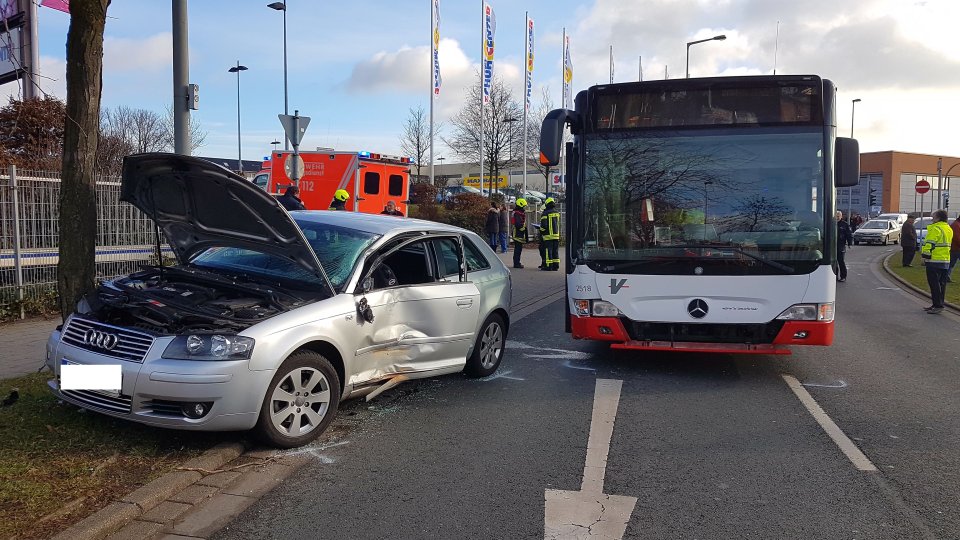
4, 0, 960, 162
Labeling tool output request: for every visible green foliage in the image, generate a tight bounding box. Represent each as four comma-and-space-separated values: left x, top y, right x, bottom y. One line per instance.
408, 192, 490, 236
0, 290, 60, 323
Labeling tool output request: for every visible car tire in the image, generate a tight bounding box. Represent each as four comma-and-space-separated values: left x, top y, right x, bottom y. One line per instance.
882, 237, 888, 246
254, 350, 340, 448
465, 313, 506, 378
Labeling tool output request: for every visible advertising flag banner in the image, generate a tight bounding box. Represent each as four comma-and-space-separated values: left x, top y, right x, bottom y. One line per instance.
432, 0, 441, 98
482, 2, 495, 104
525, 16, 534, 111
563, 35, 573, 109
40, 0, 69, 13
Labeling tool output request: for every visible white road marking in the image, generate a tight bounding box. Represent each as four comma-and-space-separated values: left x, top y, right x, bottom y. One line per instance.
479, 370, 525, 381
782, 374, 877, 472
800, 379, 848, 389
544, 379, 637, 539
562, 360, 596, 371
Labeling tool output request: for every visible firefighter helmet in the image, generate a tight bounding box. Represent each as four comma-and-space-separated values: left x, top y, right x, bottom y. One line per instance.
544, 197, 556, 206
334, 189, 349, 202
515, 198, 528, 208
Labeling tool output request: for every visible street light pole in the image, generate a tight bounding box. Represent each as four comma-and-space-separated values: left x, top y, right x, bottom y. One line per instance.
228, 61, 249, 175
267, 2, 289, 150
850, 98, 860, 218
685, 34, 726, 78
437, 157, 446, 187
271, 139, 281, 153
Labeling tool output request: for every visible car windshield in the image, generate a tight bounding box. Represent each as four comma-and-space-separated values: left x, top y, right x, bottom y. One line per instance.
861, 221, 887, 229
190, 221, 379, 292
580, 127, 825, 275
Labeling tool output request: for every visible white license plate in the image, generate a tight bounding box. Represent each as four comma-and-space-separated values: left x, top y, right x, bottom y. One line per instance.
61, 358, 122, 398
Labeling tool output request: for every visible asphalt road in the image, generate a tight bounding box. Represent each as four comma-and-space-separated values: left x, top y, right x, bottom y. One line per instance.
213, 246, 960, 539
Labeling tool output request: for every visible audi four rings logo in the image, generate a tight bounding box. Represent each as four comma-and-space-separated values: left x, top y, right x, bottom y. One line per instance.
84, 329, 119, 350
687, 299, 709, 319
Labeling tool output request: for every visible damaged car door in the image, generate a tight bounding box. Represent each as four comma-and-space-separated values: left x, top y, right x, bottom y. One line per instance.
350, 235, 481, 385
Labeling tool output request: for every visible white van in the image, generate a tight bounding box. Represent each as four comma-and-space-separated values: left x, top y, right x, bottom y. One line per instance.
876, 213, 908, 226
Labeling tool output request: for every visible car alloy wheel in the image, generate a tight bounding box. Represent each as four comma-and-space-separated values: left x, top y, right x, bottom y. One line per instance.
255, 350, 340, 448
465, 313, 506, 378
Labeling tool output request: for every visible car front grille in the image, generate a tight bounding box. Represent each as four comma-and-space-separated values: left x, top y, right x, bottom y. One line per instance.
61, 318, 155, 363
622, 319, 785, 344
62, 389, 133, 413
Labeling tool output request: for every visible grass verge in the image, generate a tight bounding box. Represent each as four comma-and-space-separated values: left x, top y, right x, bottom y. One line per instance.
0, 372, 242, 540
885, 256, 960, 306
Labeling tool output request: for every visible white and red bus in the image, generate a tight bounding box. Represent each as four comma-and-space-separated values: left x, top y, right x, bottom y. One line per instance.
540, 75, 860, 354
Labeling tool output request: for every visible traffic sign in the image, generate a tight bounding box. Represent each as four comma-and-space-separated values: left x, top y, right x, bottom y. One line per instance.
279, 112, 310, 147
915, 179, 931, 194
284, 154, 305, 179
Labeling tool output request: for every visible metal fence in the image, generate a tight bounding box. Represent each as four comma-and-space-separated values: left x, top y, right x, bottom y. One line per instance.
1, 166, 166, 314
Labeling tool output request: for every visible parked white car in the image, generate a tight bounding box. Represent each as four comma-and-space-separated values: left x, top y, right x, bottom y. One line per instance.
47, 154, 512, 448
876, 213, 908, 227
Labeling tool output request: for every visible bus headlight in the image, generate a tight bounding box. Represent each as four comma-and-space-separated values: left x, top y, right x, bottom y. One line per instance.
573, 300, 590, 316
591, 301, 621, 317
776, 303, 834, 322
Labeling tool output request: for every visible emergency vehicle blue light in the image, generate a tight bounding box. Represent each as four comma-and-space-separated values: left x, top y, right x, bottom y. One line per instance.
358, 151, 371, 158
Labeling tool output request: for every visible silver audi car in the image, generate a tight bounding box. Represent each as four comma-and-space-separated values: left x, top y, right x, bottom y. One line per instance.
46, 154, 512, 448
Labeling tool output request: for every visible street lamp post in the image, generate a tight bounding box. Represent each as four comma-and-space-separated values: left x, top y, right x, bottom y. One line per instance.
850, 98, 861, 218
271, 139, 281, 153
685, 34, 726, 78
437, 156, 446, 188
228, 61, 249, 175
267, 1, 289, 151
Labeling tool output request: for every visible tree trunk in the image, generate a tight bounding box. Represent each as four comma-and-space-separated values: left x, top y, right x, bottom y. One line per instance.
58, 0, 110, 320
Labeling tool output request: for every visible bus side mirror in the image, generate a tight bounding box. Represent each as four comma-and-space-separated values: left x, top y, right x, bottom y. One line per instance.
539, 109, 580, 167
835, 137, 860, 187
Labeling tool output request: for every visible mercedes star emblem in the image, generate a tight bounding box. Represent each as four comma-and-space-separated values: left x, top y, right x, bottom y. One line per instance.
687, 299, 709, 319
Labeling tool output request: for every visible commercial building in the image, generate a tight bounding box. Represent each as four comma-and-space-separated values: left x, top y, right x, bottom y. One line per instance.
842, 151, 960, 218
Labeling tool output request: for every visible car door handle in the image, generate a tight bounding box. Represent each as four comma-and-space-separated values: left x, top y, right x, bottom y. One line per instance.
456, 298, 473, 308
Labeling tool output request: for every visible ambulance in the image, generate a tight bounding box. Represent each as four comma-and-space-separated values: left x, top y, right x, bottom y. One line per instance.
255, 150, 413, 215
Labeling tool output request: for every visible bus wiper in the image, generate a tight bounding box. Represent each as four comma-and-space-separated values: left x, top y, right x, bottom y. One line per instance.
669, 244, 795, 273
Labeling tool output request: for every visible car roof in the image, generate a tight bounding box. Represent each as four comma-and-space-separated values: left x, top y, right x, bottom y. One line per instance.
290, 210, 472, 236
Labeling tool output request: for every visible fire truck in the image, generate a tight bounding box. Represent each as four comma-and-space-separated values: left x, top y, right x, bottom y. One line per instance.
255, 150, 413, 215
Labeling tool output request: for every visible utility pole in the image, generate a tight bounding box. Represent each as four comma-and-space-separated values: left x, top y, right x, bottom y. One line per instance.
172, 0, 191, 154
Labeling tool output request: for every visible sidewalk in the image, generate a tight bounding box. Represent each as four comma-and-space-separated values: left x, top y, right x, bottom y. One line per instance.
0, 316, 59, 379
0, 248, 566, 382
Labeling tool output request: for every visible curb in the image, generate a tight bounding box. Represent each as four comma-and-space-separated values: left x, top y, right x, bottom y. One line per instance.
50, 441, 247, 540
880, 252, 960, 314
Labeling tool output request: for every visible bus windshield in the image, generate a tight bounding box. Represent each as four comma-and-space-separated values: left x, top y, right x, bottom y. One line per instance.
580, 127, 825, 275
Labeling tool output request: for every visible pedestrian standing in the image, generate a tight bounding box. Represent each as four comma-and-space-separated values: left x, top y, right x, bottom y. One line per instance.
485, 202, 500, 249
921, 209, 954, 313
278, 186, 306, 211
498, 203, 510, 253
511, 199, 528, 268
380, 200, 403, 216
540, 198, 561, 271
948, 213, 960, 281
836, 210, 853, 282
901, 214, 918, 267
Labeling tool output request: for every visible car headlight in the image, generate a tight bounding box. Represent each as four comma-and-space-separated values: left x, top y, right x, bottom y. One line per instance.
776, 303, 834, 322
162, 334, 255, 360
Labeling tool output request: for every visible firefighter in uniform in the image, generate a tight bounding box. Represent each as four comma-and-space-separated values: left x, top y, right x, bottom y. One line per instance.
921, 209, 954, 313
329, 189, 349, 210
540, 197, 561, 271
511, 199, 528, 268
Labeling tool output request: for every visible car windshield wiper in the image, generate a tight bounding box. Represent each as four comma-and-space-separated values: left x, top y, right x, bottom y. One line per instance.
666, 244, 795, 273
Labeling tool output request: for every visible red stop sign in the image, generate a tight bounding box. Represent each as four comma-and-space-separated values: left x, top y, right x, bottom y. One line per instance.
916, 179, 931, 194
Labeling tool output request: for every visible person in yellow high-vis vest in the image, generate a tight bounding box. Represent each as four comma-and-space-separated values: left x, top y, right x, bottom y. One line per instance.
539, 198, 561, 271
511, 199, 528, 268
921, 209, 954, 314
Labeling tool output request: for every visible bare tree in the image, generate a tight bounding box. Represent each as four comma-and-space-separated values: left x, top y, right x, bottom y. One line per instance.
163, 104, 207, 152
399, 106, 430, 182
526, 87, 555, 190
443, 72, 523, 195
58, 0, 110, 320
103, 106, 166, 153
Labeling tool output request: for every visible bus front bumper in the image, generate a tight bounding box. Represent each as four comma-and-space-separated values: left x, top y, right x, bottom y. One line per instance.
570, 316, 834, 355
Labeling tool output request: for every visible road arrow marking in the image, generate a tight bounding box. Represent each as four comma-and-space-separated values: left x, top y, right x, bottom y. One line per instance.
544, 379, 637, 539
801, 379, 848, 389
562, 360, 596, 371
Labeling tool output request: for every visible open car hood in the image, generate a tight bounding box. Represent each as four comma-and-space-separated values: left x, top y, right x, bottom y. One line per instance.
121, 153, 331, 289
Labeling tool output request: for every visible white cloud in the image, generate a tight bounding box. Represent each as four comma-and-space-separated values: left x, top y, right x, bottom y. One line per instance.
104, 32, 172, 73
